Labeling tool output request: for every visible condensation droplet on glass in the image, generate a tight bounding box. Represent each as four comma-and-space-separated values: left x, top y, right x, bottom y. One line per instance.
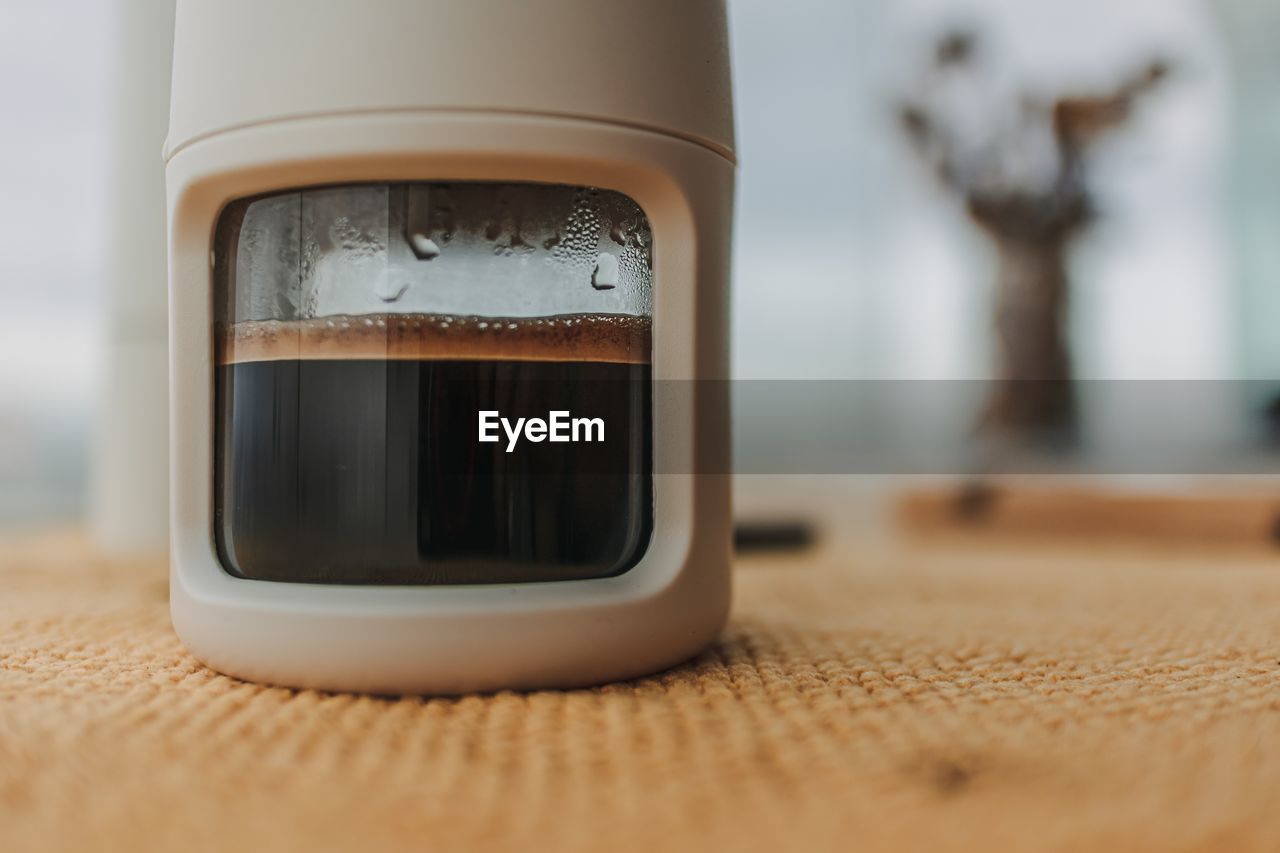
375, 278, 410, 303
592, 252, 620, 290
408, 233, 441, 260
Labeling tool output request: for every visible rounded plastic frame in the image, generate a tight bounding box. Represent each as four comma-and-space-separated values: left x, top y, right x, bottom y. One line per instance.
167, 111, 734, 694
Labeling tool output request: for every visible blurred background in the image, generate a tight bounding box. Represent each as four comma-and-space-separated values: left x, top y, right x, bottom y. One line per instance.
4, 0, 1280, 553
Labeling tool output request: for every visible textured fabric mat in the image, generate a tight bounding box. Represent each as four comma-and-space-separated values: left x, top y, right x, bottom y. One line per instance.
4, 530, 1280, 852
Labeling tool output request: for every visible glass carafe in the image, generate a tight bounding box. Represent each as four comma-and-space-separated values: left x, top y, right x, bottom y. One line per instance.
213, 182, 654, 584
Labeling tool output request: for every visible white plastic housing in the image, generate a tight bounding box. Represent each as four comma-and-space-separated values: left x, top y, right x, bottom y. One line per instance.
166, 0, 735, 694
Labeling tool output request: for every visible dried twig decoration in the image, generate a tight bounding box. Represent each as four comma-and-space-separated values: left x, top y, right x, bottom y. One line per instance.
899, 31, 1169, 444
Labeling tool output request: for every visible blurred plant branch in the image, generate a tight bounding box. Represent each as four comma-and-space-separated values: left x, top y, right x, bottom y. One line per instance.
898, 30, 1171, 444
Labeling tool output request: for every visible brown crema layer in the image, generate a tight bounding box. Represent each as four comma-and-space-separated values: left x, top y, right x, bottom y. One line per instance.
219, 313, 652, 366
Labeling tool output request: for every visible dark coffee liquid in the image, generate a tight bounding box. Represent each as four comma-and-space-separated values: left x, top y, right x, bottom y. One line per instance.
214, 314, 652, 584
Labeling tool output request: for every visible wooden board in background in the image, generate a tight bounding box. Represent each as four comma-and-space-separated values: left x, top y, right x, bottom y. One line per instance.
897, 483, 1280, 551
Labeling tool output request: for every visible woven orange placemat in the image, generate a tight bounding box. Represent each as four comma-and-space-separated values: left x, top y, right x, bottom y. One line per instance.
4, 530, 1280, 852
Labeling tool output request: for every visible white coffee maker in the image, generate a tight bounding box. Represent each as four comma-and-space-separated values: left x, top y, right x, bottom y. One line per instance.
165, 0, 735, 693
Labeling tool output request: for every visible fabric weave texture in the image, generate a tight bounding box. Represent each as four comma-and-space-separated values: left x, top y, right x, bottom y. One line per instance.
4, 531, 1280, 852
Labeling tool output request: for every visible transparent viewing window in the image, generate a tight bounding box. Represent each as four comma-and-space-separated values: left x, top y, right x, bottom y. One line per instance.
212, 183, 654, 585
